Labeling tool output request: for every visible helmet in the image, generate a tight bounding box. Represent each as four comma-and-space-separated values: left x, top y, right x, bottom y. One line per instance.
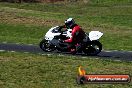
65, 18, 75, 29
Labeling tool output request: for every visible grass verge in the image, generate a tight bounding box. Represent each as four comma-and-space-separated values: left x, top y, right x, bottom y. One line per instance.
0, 51, 132, 88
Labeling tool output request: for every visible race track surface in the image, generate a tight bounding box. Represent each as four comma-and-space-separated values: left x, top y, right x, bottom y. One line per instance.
0, 43, 132, 61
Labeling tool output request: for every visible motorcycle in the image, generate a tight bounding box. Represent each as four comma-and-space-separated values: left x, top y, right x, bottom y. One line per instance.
39, 26, 103, 55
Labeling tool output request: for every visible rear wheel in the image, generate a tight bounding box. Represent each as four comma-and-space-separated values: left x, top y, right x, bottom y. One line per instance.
83, 41, 102, 55
39, 39, 55, 52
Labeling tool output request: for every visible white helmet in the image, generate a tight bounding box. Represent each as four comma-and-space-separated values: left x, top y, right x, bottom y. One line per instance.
65, 18, 75, 29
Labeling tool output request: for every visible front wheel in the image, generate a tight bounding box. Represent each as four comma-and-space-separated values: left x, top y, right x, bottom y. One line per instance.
83, 41, 102, 55
39, 39, 55, 52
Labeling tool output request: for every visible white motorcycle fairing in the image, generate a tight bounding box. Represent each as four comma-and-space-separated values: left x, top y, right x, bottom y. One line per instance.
45, 26, 72, 41
89, 31, 103, 41
45, 26, 61, 40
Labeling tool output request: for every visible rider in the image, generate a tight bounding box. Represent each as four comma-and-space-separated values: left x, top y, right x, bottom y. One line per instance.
60, 18, 86, 53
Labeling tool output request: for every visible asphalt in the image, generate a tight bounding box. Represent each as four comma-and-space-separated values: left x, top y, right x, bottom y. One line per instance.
0, 43, 132, 61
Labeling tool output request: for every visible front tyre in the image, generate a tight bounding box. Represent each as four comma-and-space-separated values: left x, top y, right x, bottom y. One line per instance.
39, 39, 55, 52
83, 41, 102, 55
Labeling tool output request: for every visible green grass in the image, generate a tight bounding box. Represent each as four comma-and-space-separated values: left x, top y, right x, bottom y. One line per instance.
0, 23, 49, 44
0, 1, 132, 87
0, 51, 132, 88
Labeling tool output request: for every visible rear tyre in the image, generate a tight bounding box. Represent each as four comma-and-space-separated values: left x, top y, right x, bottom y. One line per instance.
83, 41, 102, 55
39, 39, 55, 52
